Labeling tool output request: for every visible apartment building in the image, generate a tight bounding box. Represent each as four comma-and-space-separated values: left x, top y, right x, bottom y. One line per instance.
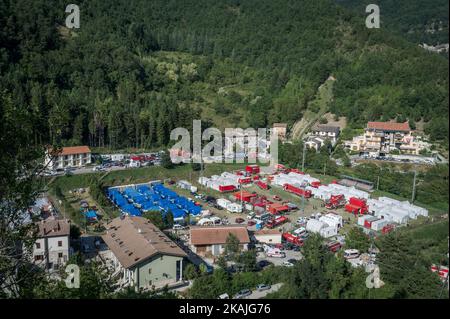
45, 146, 92, 170
32, 219, 71, 271
102, 216, 187, 290
345, 121, 427, 156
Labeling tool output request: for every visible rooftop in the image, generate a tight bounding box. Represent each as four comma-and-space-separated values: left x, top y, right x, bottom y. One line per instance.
48, 145, 91, 156
190, 225, 250, 246
367, 121, 410, 132
102, 216, 187, 269
36, 219, 70, 238
312, 124, 340, 134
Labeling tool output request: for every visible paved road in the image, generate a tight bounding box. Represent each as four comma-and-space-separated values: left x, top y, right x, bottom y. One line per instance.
256, 250, 302, 266
243, 283, 283, 299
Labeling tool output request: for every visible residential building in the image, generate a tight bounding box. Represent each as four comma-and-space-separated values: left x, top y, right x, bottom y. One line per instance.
45, 146, 92, 170
311, 124, 340, 143
189, 225, 250, 256
102, 216, 187, 290
304, 136, 325, 151
31, 219, 70, 271
344, 121, 427, 156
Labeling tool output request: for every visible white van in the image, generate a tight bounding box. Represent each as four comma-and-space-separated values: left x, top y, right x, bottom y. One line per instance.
218, 293, 229, 299
344, 249, 360, 259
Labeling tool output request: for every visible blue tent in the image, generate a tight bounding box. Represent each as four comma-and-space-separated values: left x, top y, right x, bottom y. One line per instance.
121, 204, 141, 216
85, 210, 98, 220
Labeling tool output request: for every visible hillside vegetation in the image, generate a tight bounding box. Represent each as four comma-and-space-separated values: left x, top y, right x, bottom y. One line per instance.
0, 0, 448, 151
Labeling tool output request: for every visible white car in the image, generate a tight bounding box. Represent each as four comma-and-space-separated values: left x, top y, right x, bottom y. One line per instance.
173, 224, 185, 230
282, 261, 294, 267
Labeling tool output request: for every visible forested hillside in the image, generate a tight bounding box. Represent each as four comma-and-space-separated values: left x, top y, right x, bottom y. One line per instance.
337, 0, 449, 46
0, 0, 448, 150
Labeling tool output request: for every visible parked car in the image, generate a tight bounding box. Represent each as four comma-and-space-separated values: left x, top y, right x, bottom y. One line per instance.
235, 217, 245, 224
282, 261, 294, 267
218, 293, 229, 299
256, 284, 271, 291
173, 224, 185, 230
272, 195, 282, 201
234, 289, 252, 299
287, 258, 299, 264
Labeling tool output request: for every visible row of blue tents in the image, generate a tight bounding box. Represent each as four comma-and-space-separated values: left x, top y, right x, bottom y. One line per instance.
107, 183, 202, 219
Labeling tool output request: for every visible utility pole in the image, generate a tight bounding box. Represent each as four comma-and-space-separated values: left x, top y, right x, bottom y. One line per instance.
301, 142, 306, 172
377, 175, 380, 191
411, 170, 417, 202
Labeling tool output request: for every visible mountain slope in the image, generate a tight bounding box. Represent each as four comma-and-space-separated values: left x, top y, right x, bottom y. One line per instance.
0, 0, 448, 150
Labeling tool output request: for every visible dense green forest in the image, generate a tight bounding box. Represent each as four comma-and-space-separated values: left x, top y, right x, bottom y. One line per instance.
0, 0, 448, 151
337, 0, 449, 46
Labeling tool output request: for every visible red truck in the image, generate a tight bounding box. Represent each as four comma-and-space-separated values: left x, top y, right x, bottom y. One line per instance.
256, 180, 270, 190
266, 216, 289, 229
326, 241, 342, 253
283, 184, 312, 198
245, 165, 260, 174
282, 232, 303, 246
325, 194, 346, 210
345, 197, 369, 215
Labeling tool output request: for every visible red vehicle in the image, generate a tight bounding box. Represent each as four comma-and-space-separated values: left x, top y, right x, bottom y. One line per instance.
326, 241, 342, 252
325, 194, 346, 210
274, 243, 284, 250
345, 197, 369, 215
218, 185, 236, 193
310, 181, 321, 188
245, 165, 260, 174
282, 232, 303, 246
235, 217, 245, 224
382, 224, 395, 234
256, 180, 270, 190
283, 184, 312, 198
266, 216, 289, 229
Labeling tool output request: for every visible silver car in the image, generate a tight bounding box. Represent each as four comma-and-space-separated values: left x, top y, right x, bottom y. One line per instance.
256, 284, 271, 291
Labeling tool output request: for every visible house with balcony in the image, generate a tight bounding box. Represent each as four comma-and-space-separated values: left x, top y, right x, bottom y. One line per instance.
31, 219, 70, 271
344, 121, 427, 156
45, 146, 92, 170
101, 216, 187, 290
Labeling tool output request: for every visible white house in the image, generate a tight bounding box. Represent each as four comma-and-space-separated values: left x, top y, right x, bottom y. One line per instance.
254, 229, 282, 244
45, 146, 91, 170
310, 124, 340, 143
31, 219, 70, 271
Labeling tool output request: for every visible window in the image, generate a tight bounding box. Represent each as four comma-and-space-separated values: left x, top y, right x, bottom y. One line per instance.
58, 253, 63, 258
36, 242, 41, 249
34, 255, 43, 261
148, 268, 152, 274
58, 241, 62, 247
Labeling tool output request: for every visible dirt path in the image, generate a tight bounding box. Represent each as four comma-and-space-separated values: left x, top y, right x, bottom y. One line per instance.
290, 76, 336, 141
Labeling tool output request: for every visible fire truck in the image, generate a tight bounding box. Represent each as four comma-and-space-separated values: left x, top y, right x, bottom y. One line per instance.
325, 194, 346, 210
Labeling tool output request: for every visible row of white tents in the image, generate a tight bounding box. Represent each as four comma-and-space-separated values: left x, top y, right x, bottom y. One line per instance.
272, 172, 320, 188
306, 183, 370, 201
367, 197, 428, 224
198, 172, 241, 191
